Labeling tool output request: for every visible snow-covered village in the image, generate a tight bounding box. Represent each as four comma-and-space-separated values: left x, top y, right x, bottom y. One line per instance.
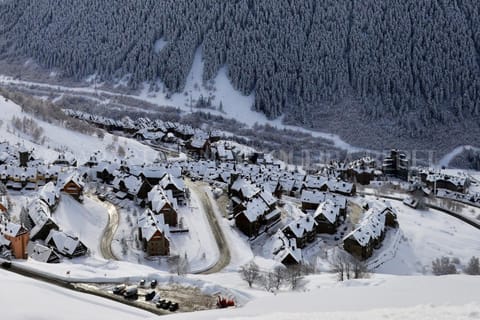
0, 90, 479, 320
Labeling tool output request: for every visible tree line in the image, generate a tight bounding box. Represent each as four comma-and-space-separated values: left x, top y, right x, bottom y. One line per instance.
1, 0, 480, 136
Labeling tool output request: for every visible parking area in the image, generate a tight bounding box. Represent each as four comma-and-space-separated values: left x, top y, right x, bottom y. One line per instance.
93, 280, 218, 313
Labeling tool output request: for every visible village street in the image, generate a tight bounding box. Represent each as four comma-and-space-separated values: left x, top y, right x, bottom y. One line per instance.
184, 179, 231, 274
99, 198, 120, 261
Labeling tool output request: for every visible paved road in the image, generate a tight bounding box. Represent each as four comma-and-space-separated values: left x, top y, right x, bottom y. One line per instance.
186, 180, 231, 274
358, 191, 480, 230
99, 199, 120, 261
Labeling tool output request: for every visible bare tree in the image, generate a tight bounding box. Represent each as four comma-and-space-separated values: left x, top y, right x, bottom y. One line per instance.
169, 254, 189, 276
432, 257, 457, 275
259, 273, 275, 292
272, 266, 287, 290
331, 251, 349, 281
285, 265, 303, 290
331, 251, 369, 281
239, 261, 260, 288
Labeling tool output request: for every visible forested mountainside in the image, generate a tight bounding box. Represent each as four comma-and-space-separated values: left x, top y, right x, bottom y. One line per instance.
1, 0, 480, 141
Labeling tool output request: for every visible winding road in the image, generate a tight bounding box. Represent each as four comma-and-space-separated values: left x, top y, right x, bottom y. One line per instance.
357, 190, 480, 230
186, 179, 231, 274
99, 199, 120, 261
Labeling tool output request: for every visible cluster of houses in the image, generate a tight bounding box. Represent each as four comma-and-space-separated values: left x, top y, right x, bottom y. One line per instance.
416, 169, 470, 193
81, 151, 188, 257
63, 109, 223, 159
343, 202, 398, 260
0, 181, 88, 263
271, 187, 350, 265
0, 142, 85, 199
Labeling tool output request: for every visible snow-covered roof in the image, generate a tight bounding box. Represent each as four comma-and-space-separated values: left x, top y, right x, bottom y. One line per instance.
239, 196, 270, 222
160, 173, 184, 191
423, 169, 468, 187
28, 199, 52, 227
301, 190, 347, 208
231, 176, 260, 199
148, 185, 177, 212
304, 175, 329, 189
283, 215, 317, 238
58, 171, 85, 189
45, 230, 84, 256
27, 242, 59, 263
259, 190, 277, 207
274, 235, 302, 264
138, 209, 171, 241
343, 204, 396, 247
313, 200, 340, 224
39, 182, 60, 207
2, 222, 27, 237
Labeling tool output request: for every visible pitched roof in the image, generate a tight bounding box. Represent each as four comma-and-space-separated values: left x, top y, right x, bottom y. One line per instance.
283, 215, 317, 238
138, 209, 171, 241
231, 177, 260, 199
2, 222, 27, 237
45, 230, 85, 256
160, 173, 184, 191
39, 182, 60, 207
27, 242, 60, 263
239, 196, 270, 222
313, 200, 340, 224
343, 204, 396, 247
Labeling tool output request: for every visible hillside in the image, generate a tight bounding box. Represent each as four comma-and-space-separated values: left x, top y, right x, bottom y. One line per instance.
2, 268, 480, 320
1, 1, 480, 151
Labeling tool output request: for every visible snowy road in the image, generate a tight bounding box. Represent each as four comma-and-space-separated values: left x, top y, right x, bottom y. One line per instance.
186, 180, 231, 274
99, 200, 120, 261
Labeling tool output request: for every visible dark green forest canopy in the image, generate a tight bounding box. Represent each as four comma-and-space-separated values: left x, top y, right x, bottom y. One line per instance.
1, 0, 480, 135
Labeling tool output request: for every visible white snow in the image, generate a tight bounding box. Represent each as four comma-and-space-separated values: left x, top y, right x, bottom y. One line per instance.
364, 197, 480, 275
54, 195, 108, 258
0, 94, 158, 164
0, 269, 154, 320
164, 274, 480, 320
1, 65, 368, 153
153, 38, 168, 54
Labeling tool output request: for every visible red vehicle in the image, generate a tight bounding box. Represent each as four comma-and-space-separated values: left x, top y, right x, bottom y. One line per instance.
216, 296, 235, 308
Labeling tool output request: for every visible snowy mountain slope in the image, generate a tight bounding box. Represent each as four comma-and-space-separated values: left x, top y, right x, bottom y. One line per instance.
53, 196, 109, 258
0, 95, 158, 164
364, 198, 480, 275
3, 266, 480, 320
0, 269, 155, 320
164, 275, 480, 320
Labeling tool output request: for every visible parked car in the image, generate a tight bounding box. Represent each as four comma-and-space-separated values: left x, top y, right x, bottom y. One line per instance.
150, 279, 157, 288
156, 299, 166, 309
139, 279, 146, 287
123, 285, 138, 299
160, 300, 172, 310
112, 284, 126, 295
145, 291, 156, 301
169, 302, 179, 312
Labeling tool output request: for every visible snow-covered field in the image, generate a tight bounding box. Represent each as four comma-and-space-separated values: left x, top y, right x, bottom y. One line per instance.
363, 197, 480, 275
0, 95, 157, 164
0, 269, 155, 320
3, 268, 480, 320
54, 195, 108, 257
